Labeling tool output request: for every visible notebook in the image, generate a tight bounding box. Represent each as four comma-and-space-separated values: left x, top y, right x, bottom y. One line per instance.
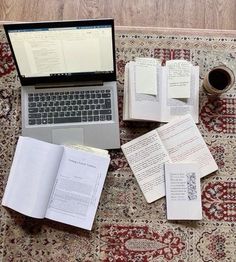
4, 19, 120, 149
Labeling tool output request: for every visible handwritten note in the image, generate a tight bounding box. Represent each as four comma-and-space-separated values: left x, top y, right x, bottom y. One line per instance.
135, 57, 158, 95
166, 60, 191, 98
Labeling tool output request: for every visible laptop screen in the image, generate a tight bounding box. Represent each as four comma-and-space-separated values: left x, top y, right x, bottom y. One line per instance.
4, 19, 116, 85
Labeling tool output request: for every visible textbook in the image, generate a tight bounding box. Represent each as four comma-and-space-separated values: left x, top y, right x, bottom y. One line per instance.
123, 58, 199, 123
2, 136, 110, 230
121, 114, 218, 203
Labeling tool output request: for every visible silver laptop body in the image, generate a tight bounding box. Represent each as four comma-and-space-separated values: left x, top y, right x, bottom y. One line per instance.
4, 19, 120, 149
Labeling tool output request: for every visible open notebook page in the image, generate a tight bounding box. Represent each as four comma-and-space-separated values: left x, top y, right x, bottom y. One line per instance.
2, 136, 64, 218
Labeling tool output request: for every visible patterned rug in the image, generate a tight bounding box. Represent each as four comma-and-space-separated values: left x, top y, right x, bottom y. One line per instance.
0, 25, 236, 261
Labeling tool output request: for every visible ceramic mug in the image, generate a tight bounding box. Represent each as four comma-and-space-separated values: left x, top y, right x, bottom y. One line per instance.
203, 65, 235, 96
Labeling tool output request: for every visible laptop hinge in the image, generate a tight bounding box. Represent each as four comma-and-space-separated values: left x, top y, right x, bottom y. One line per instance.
34, 80, 104, 89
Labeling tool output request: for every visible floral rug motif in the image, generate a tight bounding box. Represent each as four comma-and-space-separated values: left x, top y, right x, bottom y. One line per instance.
0, 26, 236, 261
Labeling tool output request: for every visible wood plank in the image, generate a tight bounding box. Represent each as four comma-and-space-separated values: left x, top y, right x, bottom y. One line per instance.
0, 0, 236, 29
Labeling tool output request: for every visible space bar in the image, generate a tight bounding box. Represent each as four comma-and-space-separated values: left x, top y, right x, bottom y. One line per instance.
54, 117, 82, 124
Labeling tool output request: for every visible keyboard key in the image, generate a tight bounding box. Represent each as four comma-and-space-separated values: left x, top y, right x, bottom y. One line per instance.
36, 119, 42, 125
48, 118, 53, 124
105, 99, 111, 108
54, 117, 82, 123
106, 115, 112, 121
28, 108, 38, 113
28, 119, 36, 125
102, 93, 111, 98
29, 113, 41, 118
100, 109, 112, 115
28, 102, 36, 108
100, 115, 106, 121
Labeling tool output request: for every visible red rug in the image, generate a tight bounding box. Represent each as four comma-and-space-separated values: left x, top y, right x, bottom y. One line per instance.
0, 26, 236, 261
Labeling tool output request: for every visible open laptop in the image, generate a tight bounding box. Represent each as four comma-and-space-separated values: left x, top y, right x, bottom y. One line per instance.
4, 19, 120, 149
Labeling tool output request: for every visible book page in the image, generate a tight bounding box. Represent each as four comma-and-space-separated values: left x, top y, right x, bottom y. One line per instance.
45, 146, 110, 230
166, 60, 191, 98
135, 57, 158, 95
121, 130, 171, 203
157, 114, 218, 177
2, 136, 63, 218
165, 163, 202, 220
161, 66, 199, 123
128, 61, 163, 121
68, 144, 109, 157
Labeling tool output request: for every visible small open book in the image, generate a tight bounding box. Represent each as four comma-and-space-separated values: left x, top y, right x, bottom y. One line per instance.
121, 114, 218, 203
2, 136, 110, 230
123, 58, 199, 123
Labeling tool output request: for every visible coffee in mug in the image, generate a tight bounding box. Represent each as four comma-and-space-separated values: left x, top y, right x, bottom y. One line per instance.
203, 65, 235, 96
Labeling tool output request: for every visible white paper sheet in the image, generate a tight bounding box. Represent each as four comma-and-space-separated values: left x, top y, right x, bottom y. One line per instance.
135, 58, 158, 95
165, 162, 202, 220
167, 60, 191, 98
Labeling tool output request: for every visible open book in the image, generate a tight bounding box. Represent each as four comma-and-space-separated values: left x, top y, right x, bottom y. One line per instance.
121, 114, 218, 203
2, 136, 110, 230
123, 58, 199, 123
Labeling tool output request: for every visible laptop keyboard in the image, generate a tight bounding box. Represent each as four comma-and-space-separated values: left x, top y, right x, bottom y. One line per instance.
27, 89, 112, 125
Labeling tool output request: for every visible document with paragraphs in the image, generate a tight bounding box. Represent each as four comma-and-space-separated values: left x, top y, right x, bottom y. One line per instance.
2, 136, 110, 230
121, 114, 218, 203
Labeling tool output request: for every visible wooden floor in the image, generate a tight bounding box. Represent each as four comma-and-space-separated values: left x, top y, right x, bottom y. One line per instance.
0, 0, 236, 30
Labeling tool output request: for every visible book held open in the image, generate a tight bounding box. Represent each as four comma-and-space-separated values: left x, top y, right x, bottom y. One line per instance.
2, 136, 110, 230
123, 58, 199, 123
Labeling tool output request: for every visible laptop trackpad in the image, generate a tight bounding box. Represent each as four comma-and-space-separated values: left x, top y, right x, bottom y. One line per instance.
52, 128, 84, 145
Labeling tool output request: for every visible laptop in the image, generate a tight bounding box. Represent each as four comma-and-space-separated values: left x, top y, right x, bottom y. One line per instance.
4, 19, 120, 149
